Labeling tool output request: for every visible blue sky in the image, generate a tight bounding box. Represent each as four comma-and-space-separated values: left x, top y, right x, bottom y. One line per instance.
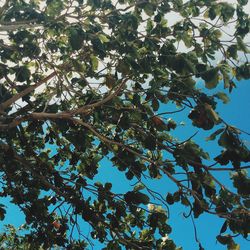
1, 79, 249, 249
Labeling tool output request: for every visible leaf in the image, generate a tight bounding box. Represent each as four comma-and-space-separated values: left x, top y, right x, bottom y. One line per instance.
137, 192, 150, 205
0, 1, 249, 249
167, 118, 177, 130
15, 66, 31, 82
152, 116, 165, 126
133, 183, 145, 192
202, 67, 220, 89
144, 3, 155, 16
185, 77, 196, 88
208, 6, 219, 20
152, 98, 159, 111
46, 0, 63, 17
98, 34, 109, 43
104, 74, 116, 88
90, 55, 99, 71
227, 45, 238, 59
237, 36, 249, 53
124, 191, 149, 205
220, 220, 228, 234
0, 205, 6, 220
146, 19, 154, 32
166, 193, 174, 205
72, 60, 86, 72
204, 103, 220, 122
206, 128, 224, 141
117, 60, 130, 75
228, 243, 240, 250
69, 27, 84, 50
193, 200, 204, 218
182, 32, 192, 48
238, 0, 248, 5
137, 47, 148, 55
220, 3, 235, 22
181, 196, 190, 206
213, 29, 222, 38
215, 92, 230, 104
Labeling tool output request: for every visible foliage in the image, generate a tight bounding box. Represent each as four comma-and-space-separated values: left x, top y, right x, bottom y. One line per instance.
0, 0, 249, 249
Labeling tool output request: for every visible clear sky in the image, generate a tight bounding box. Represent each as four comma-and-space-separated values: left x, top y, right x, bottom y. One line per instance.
1, 79, 249, 249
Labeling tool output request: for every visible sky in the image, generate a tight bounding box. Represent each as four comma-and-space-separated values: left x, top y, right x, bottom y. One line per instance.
1, 78, 250, 250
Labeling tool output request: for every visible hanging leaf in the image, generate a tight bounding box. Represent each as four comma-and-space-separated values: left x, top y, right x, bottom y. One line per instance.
215, 92, 230, 104
15, 66, 31, 82
220, 220, 228, 234
90, 55, 99, 71
98, 34, 109, 43
201, 67, 219, 89
152, 98, 159, 111
206, 128, 224, 141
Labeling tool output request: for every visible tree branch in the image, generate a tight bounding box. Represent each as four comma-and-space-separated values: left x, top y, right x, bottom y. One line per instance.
0, 71, 57, 112
0, 0, 11, 17
71, 77, 129, 115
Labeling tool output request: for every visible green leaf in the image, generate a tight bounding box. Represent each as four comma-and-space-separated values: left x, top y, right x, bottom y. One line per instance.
237, 36, 249, 53
15, 66, 31, 82
220, 3, 235, 22
208, 6, 219, 20
204, 103, 220, 123
98, 34, 109, 43
238, 0, 248, 5
206, 128, 224, 141
228, 243, 240, 250
146, 19, 154, 32
69, 27, 84, 50
201, 67, 219, 89
72, 60, 86, 72
227, 45, 238, 59
215, 92, 230, 104
117, 60, 130, 75
182, 32, 192, 48
46, 0, 63, 17
90, 55, 99, 71
167, 118, 177, 130
133, 183, 145, 192
144, 3, 156, 16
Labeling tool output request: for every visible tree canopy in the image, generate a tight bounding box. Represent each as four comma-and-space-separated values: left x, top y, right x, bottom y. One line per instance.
0, 0, 249, 249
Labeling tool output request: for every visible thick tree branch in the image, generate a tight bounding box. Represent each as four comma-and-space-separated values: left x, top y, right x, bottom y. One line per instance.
0, 71, 57, 112
0, 77, 129, 129
71, 77, 129, 115
0, 22, 42, 31
71, 118, 152, 164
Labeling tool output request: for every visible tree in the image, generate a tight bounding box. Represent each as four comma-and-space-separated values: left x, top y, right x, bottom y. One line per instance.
0, 0, 249, 249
